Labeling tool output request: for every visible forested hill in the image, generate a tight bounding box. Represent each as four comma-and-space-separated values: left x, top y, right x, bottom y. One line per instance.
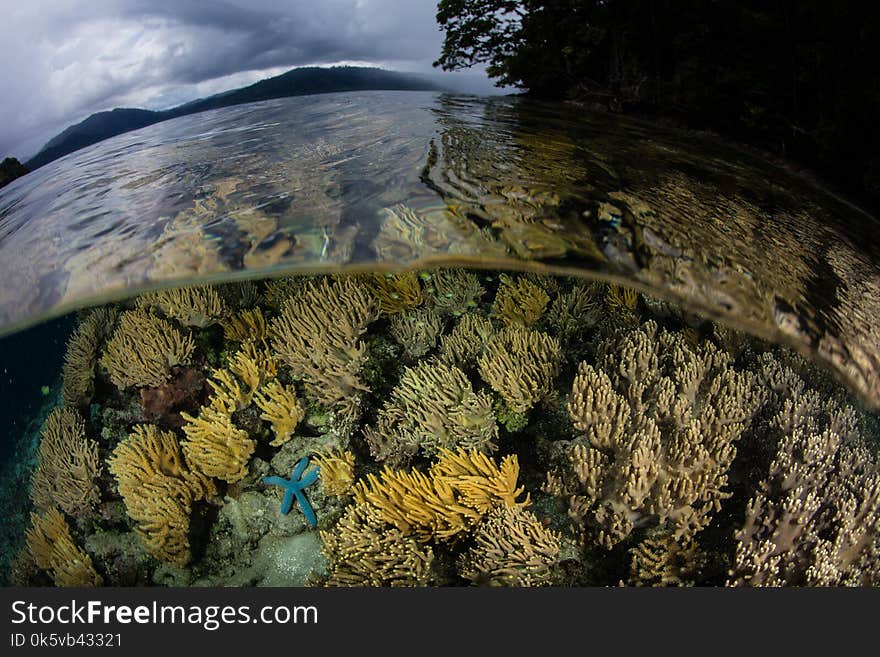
26, 67, 440, 170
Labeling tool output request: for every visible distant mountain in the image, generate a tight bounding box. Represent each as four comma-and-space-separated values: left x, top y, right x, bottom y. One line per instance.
26, 67, 441, 170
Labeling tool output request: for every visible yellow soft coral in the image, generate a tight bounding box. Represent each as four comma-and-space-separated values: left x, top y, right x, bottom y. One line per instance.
352, 448, 529, 542
109, 424, 216, 566
312, 448, 356, 497
29, 407, 101, 518
253, 380, 304, 446
100, 309, 195, 389
26, 507, 102, 587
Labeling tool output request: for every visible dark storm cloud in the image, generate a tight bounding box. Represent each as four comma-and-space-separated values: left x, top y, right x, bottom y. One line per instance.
0, 0, 496, 159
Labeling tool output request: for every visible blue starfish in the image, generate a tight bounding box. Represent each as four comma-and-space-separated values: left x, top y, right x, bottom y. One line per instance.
263, 456, 320, 528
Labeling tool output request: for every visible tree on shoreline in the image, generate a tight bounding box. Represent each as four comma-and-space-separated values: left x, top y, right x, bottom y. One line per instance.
434, 1, 880, 215
0, 157, 28, 189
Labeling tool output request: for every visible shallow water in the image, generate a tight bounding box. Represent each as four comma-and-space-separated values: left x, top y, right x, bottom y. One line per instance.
1, 91, 879, 587
1, 91, 879, 411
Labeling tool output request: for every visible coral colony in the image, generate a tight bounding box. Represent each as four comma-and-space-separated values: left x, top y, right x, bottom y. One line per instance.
7, 270, 880, 587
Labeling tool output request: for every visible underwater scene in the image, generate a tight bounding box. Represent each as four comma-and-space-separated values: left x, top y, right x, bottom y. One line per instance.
1, 91, 879, 587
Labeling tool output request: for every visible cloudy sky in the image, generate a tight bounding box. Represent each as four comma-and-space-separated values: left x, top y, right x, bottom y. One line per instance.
0, 0, 499, 160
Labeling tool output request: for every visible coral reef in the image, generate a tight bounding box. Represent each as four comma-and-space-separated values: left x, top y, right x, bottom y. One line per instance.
181, 404, 254, 483
29, 407, 101, 518
363, 272, 423, 315
544, 320, 761, 548
493, 274, 550, 328
425, 269, 485, 316
458, 505, 561, 586
26, 508, 102, 587
627, 533, 704, 586
10, 268, 880, 589
729, 387, 880, 586
352, 448, 529, 542
363, 361, 498, 465
545, 282, 602, 350
137, 285, 227, 327
312, 448, 355, 497
253, 381, 304, 447
101, 309, 195, 389
437, 313, 495, 370
109, 424, 216, 566
389, 307, 443, 359
61, 307, 118, 407
222, 308, 269, 342
320, 502, 434, 586
477, 327, 562, 415
270, 277, 378, 421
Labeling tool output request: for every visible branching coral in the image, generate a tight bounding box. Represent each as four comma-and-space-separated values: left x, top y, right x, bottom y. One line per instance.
101, 309, 195, 389
363, 272, 423, 315
458, 505, 561, 586
222, 308, 269, 342
181, 405, 254, 483
728, 387, 880, 586
544, 320, 761, 549
493, 274, 550, 328
137, 285, 227, 327
320, 502, 434, 586
313, 448, 356, 497
263, 276, 307, 309
61, 307, 118, 407
181, 342, 287, 479
109, 424, 216, 566
389, 307, 443, 359
628, 533, 703, 586
545, 282, 602, 349
30, 407, 101, 518
437, 313, 495, 370
477, 327, 562, 415
253, 380, 304, 447
363, 361, 498, 465
269, 277, 378, 421
426, 269, 485, 316
352, 448, 529, 542
26, 507, 102, 587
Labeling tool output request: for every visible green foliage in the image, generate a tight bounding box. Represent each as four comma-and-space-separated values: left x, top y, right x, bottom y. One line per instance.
434, 1, 880, 213
0, 157, 28, 189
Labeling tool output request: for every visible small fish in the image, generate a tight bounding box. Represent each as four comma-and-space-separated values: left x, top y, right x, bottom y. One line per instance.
320, 226, 330, 259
